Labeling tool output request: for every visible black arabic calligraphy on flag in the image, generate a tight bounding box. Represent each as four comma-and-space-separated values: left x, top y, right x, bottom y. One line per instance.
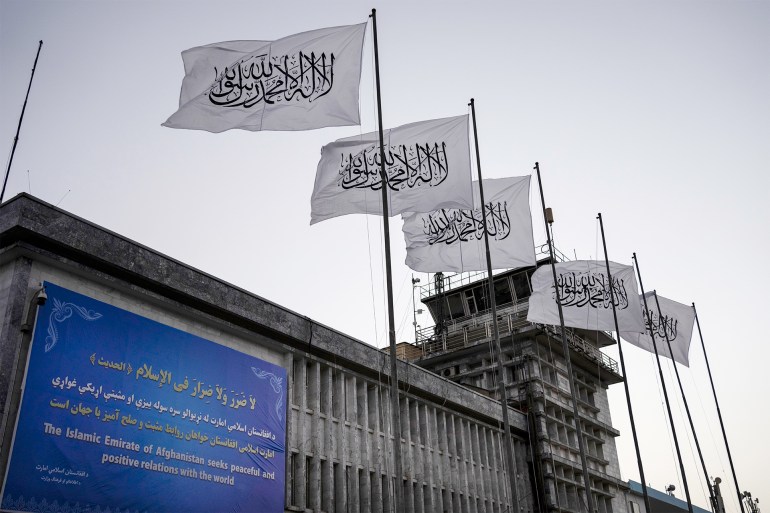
526, 260, 646, 333
402, 176, 535, 273
311, 115, 474, 224
163, 24, 366, 133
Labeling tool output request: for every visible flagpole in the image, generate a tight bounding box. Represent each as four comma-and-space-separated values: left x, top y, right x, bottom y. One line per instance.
1, 40, 43, 203
596, 213, 651, 513
369, 9, 404, 513
469, 98, 519, 512
692, 303, 746, 513
651, 292, 716, 511
534, 162, 596, 513
631, 254, 694, 513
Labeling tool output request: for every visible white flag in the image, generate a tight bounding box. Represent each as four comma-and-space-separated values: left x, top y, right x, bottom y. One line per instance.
402, 177, 535, 272
526, 260, 646, 333
621, 293, 694, 366
310, 115, 473, 224
176, 41, 272, 107
163, 24, 366, 133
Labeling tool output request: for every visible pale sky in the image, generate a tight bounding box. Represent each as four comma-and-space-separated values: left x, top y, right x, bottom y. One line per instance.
1, 0, 768, 511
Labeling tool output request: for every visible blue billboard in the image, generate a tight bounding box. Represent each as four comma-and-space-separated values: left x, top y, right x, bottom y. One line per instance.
1, 282, 287, 513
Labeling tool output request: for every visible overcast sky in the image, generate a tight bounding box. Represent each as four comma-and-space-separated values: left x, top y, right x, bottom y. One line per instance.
1, 0, 768, 510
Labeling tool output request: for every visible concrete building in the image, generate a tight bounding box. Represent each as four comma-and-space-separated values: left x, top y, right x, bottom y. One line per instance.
0, 194, 535, 513
405, 266, 629, 513
0, 194, 636, 513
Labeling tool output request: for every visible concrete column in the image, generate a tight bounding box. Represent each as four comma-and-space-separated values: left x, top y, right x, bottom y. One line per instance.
348, 464, 360, 513
414, 481, 425, 513
308, 361, 320, 511
421, 404, 434, 513
464, 419, 477, 513
359, 467, 371, 512
334, 462, 347, 513
0, 256, 33, 472
295, 357, 307, 509
322, 457, 333, 513
284, 353, 296, 509
370, 384, 383, 513
448, 414, 459, 509
437, 410, 448, 513
457, 418, 470, 513
346, 375, 356, 463
472, 424, 485, 513
479, 428, 492, 510
321, 366, 334, 513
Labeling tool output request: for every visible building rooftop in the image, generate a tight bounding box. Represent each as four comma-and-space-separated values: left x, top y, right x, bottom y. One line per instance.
628, 480, 712, 513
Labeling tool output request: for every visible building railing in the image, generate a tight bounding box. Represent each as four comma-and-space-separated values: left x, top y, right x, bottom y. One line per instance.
540, 324, 620, 375
414, 300, 621, 378
541, 451, 627, 489
416, 243, 568, 299
415, 299, 530, 354
510, 381, 621, 437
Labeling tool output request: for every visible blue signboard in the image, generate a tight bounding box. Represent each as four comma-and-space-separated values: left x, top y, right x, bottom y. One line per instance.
1, 282, 287, 513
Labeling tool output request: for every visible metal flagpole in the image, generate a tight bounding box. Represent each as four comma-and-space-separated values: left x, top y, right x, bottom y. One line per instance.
369, 9, 404, 513
692, 303, 746, 513
534, 162, 596, 513
469, 99, 520, 512
596, 213, 652, 513
651, 292, 716, 512
1, 40, 43, 203
631, 254, 694, 513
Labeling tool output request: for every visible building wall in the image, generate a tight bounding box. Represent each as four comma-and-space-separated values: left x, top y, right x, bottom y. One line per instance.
0, 255, 33, 467
0, 194, 534, 513
412, 299, 630, 513
286, 353, 520, 513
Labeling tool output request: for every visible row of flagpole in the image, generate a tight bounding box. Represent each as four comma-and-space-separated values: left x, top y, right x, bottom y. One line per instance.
532, 201, 746, 513
153, 8, 747, 513
515, 170, 746, 512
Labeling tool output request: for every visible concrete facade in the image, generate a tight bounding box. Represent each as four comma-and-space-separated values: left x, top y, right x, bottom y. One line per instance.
0, 194, 535, 513
408, 268, 630, 513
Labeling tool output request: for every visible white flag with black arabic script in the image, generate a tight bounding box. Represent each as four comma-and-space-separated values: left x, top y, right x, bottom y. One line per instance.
175, 40, 271, 107
621, 293, 694, 366
402, 177, 535, 272
163, 24, 366, 133
310, 115, 474, 224
526, 260, 646, 333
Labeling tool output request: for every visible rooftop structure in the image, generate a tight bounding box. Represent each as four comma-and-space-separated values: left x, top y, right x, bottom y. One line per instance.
403, 263, 628, 513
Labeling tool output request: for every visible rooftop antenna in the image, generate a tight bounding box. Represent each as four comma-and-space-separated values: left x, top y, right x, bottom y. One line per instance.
1, 41, 43, 203
55, 189, 71, 207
